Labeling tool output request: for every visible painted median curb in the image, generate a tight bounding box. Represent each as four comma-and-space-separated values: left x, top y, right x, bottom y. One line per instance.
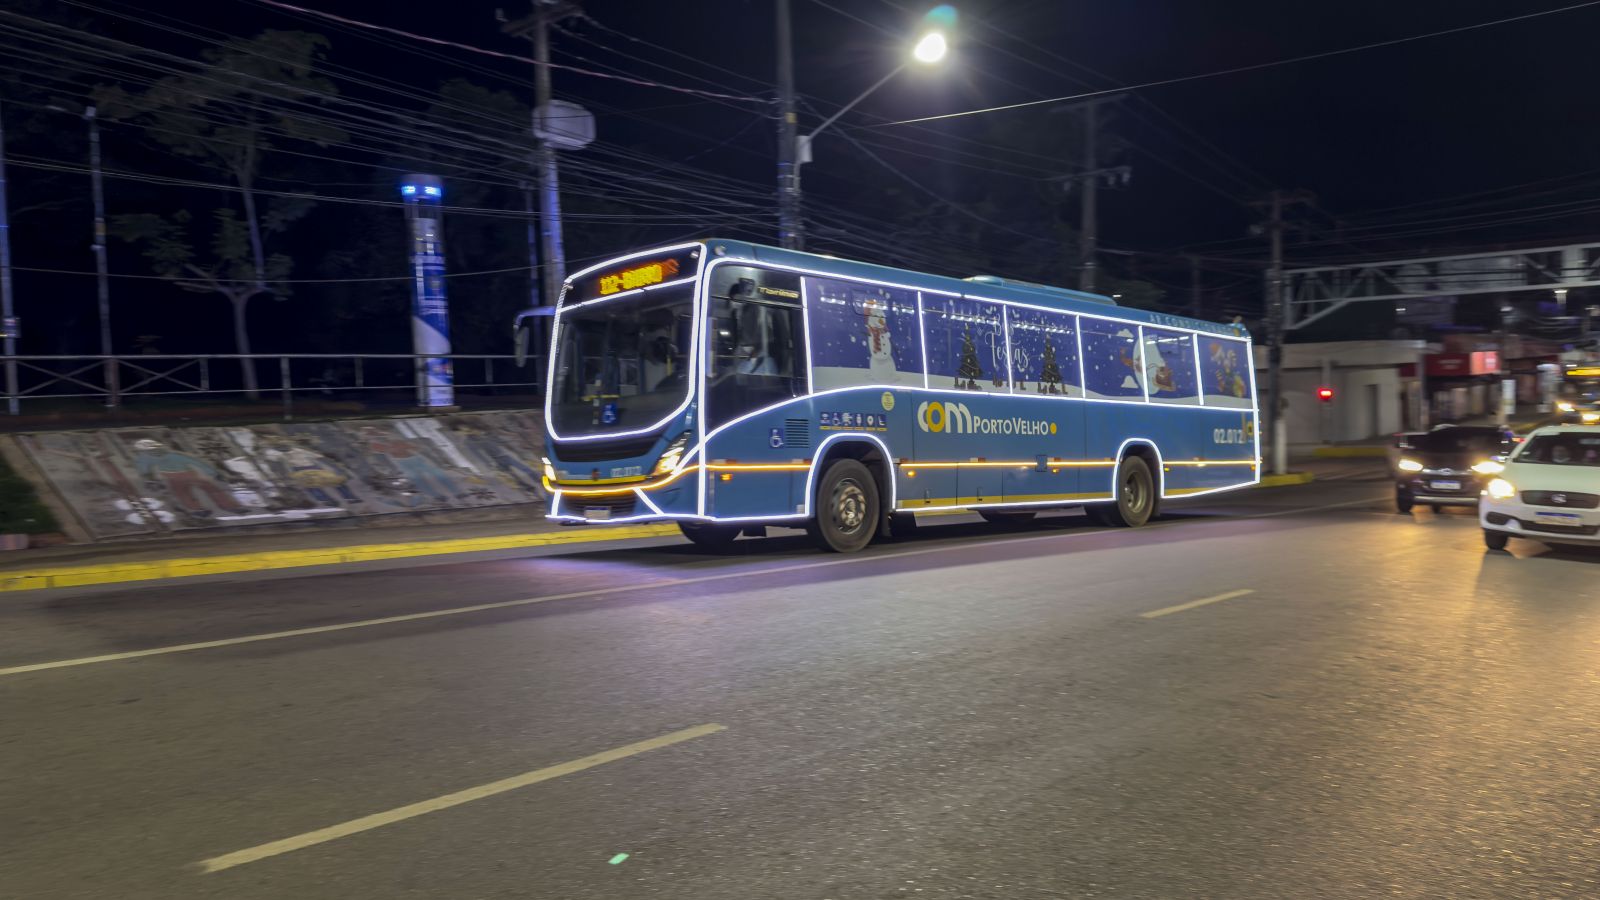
1258, 472, 1315, 488
0, 523, 681, 593
1311, 446, 1388, 459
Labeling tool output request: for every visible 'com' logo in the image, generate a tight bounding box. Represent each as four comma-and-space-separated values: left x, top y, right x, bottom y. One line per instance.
917, 400, 974, 433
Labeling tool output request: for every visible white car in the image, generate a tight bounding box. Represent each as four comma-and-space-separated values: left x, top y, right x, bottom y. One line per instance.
1480, 425, 1600, 550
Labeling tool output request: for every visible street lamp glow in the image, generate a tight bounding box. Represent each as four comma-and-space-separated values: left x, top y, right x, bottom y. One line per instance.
913, 30, 948, 63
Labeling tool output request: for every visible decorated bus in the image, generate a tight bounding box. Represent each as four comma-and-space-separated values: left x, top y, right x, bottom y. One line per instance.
538, 239, 1260, 552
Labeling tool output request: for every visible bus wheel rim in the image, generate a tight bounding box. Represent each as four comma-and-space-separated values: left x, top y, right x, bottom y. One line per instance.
834, 479, 867, 533
1124, 471, 1146, 514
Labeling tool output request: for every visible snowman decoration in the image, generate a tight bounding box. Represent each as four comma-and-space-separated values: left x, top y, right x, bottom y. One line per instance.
864, 298, 897, 380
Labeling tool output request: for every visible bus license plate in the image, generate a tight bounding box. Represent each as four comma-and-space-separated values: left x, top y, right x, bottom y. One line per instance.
1430, 480, 1460, 491
1535, 511, 1580, 526
583, 507, 613, 521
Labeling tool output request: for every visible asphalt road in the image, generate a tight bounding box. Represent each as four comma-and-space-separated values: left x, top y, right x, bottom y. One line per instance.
6, 461, 1600, 899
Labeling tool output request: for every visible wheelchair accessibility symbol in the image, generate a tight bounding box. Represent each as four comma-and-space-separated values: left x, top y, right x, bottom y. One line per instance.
769, 427, 784, 449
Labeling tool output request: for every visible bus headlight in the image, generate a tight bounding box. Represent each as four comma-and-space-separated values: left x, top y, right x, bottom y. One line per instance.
1397, 458, 1424, 472
541, 457, 557, 482
653, 434, 690, 476
1471, 459, 1505, 475
1486, 478, 1516, 500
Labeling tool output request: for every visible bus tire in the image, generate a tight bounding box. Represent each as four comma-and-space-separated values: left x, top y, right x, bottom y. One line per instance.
979, 510, 1036, 524
1102, 455, 1157, 528
808, 458, 879, 553
678, 520, 742, 552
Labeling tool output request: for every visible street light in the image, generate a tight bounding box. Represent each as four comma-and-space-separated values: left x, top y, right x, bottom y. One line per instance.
912, 30, 948, 64
777, 5, 953, 250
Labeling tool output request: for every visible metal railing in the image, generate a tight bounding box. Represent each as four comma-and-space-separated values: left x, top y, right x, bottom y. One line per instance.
2, 353, 542, 417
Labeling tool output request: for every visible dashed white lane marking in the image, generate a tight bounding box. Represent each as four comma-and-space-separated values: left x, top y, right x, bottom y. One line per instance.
197, 723, 726, 873
1140, 589, 1257, 619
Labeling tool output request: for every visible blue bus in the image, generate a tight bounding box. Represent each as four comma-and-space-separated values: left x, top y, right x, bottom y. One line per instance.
540, 239, 1260, 552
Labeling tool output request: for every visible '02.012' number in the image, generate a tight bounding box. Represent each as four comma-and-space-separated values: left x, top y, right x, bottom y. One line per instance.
1212, 427, 1250, 445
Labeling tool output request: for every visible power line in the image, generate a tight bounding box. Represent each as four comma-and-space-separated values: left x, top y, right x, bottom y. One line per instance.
245, 0, 765, 103
875, 1, 1600, 126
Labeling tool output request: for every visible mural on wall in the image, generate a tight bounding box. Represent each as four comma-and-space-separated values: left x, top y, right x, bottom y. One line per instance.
17, 412, 550, 540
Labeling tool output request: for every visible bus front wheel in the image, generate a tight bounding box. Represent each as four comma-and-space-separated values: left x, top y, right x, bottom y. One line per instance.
678, 521, 742, 552
1093, 455, 1157, 528
808, 458, 880, 553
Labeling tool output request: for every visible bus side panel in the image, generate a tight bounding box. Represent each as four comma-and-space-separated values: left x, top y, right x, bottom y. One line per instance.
1000, 396, 1088, 503
1081, 404, 1259, 496
700, 395, 814, 520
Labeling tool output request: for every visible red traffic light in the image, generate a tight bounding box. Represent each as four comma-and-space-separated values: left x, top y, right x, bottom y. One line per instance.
1316, 387, 1334, 403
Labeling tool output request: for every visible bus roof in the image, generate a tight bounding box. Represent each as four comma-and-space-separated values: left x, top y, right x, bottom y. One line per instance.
695, 238, 1250, 340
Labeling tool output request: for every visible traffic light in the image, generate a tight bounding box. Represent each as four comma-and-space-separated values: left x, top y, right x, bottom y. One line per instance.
1316, 386, 1335, 403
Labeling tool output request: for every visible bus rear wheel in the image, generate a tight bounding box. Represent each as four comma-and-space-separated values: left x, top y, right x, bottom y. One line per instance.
808, 458, 879, 553
678, 521, 742, 552
1094, 455, 1157, 528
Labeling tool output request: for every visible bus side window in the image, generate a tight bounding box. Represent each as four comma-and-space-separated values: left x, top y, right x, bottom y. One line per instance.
1006, 307, 1081, 396
1196, 335, 1254, 409
1144, 328, 1200, 405
806, 276, 923, 391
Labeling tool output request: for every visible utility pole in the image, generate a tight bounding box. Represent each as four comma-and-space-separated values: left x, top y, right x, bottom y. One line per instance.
775, 0, 801, 250
86, 105, 116, 408
1253, 189, 1313, 475
1079, 98, 1100, 293
504, 2, 580, 313
0, 100, 15, 416
1050, 95, 1125, 294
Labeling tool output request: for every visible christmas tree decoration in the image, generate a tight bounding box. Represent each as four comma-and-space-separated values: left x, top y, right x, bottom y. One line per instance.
1039, 340, 1064, 395
956, 324, 984, 390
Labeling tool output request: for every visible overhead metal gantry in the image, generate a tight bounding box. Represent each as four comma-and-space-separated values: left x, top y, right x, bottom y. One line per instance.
1284, 241, 1600, 329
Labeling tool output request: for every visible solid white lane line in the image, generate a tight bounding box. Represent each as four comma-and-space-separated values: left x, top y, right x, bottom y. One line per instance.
197, 723, 726, 874
1140, 589, 1256, 619
2, 496, 1378, 678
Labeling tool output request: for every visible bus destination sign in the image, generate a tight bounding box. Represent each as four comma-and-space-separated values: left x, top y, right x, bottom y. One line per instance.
598, 257, 681, 296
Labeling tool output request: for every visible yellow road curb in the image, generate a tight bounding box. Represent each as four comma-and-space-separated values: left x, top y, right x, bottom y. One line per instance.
1258, 472, 1315, 488
1311, 446, 1388, 458
0, 523, 681, 593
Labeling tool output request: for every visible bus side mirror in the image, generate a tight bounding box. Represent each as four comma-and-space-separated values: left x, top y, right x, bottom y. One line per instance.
513, 323, 532, 367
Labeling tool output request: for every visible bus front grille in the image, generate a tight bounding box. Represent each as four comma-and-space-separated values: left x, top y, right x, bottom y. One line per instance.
550, 433, 660, 462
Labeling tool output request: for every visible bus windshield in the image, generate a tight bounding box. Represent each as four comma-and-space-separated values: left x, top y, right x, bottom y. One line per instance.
549, 283, 695, 437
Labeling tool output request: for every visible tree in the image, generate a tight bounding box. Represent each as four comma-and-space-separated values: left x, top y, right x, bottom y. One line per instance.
98, 30, 345, 396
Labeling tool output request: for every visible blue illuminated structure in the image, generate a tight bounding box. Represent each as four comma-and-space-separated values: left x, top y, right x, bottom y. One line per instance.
401, 174, 453, 408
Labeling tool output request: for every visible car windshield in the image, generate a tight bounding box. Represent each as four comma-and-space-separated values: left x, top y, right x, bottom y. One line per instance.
1515, 433, 1600, 466
549, 284, 695, 437
1411, 428, 1505, 455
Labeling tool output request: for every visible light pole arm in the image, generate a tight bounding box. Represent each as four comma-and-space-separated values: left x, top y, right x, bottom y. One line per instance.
801, 63, 906, 153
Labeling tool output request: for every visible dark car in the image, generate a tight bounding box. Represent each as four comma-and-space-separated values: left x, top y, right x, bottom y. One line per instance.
1394, 425, 1517, 513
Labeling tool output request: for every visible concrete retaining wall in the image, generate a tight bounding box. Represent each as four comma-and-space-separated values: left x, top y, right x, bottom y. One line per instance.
11, 412, 547, 540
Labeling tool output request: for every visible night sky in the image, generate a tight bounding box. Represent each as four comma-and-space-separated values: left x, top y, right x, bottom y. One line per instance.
4, 0, 1598, 357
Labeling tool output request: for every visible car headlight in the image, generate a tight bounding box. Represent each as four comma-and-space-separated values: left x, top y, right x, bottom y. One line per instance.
541, 457, 557, 482
1486, 478, 1516, 500
1397, 458, 1424, 472
1583, 411, 1600, 424
653, 434, 691, 476
1471, 459, 1505, 475
1558, 401, 1575, 413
